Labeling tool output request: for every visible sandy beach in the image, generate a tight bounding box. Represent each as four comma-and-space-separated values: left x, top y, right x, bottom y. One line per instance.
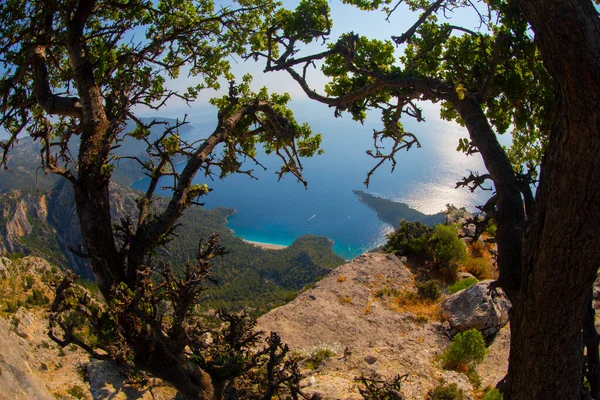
242, 240, 288, 250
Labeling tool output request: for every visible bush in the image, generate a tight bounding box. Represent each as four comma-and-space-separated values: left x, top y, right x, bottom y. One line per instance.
304, 348, 334, 370
483, 388, 503, 400
463, 257, 491, 280
468, 241, 486, 258
441, 329, 486, 372
26, 289, 49, 306
427, 380, 466, 399
447, 278, 478, 294
417, 280, 441, 302
384, 221, 432, 257
427, 225, 468, 269
66, 384, 86, 399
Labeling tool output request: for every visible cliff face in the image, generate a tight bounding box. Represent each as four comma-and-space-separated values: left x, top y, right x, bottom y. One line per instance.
0, 181, 141, 278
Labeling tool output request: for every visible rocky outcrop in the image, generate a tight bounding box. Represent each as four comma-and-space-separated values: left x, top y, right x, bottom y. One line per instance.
440, 280, 511, 337
257, 253, 491, 399
0, 317, 54, 400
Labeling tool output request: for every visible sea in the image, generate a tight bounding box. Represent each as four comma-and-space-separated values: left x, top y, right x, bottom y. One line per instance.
132, 102, 501, 260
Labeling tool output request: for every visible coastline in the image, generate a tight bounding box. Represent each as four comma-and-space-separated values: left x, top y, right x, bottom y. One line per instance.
242, 239, 288, 250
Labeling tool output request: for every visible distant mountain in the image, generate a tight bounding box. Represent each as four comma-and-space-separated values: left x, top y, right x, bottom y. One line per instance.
0, 117, 195, 191
353, 190, 445, 229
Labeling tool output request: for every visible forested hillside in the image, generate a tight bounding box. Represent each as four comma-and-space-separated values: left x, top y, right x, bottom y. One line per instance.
0, 138, 343, 313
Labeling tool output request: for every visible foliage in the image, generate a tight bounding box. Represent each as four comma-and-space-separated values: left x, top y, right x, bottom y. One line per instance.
49, 243, 309, 399
447, 278, 478, 294
441, 329, 487, 372
427, 225, 468, 270
384, 221, 432, 257
304, 348, 334, 370
300, 342, 342, 370
384, 221, 466, 282
26, 288, 49, 306
426, 380, 466, 400
417, 280, 441, 302
462, 257, 492, 280
356, 373, 408, 400
482, 387, 503, 400
66, 384, 86, 399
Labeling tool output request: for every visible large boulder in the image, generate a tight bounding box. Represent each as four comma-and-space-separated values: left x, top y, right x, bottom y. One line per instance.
441, 280, 511, 337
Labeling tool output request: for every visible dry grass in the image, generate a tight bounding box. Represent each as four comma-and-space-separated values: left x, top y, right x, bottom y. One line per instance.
337, 276, 346, 283
387, 291, 441, 322
338, 296, 352, 304
362, 301, 372, 315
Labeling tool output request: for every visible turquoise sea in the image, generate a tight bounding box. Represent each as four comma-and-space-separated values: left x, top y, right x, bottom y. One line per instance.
133, 102, 498, 260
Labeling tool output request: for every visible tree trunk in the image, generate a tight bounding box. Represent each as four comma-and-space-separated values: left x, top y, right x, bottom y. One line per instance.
504, 1, 600, 398
584, 297, 600, 399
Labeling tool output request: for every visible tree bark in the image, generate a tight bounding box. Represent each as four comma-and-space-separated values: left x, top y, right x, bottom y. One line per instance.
504, 1, 600, 398
584, 297, 600, 399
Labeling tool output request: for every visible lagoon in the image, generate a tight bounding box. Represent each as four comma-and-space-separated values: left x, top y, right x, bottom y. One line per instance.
133, 102, 498, 260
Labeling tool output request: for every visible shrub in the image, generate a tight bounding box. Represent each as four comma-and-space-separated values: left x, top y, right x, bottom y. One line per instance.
301, 343, 341, 370
441, 329, 487, 372
357, 373, 407, 400
384, 221, 432, 257
427, 380, 466, 399
427, 225, 468, 269
417, 280, 441, 302
374, 286, 402, 298
447, 278, 478, 294
483, 388, 503, 400
468, 240, 486, 258
24, 275, 34, 289
337, 276, 346, 282
463, 257, 491, 280
26, 289, 49, 306
66, 384, 86, 399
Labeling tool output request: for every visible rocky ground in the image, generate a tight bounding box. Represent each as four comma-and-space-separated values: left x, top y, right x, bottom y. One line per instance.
0, 253, 512, 399
257, 252, 511, 399
0, 256, 179, 400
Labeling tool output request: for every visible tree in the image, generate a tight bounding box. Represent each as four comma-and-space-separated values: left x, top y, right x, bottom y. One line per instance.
259, 0, 600, 398
0, 0, 322, 397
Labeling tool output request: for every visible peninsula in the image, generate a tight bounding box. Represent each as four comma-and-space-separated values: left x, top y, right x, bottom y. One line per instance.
353, 190, 445, 228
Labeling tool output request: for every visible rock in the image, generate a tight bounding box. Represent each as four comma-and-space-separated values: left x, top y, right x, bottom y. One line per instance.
440, 280, 511, 337
20, 256, 54, 274
0, 318, 54, 400
364, 355, 377, 365
457, 272, 476, 281
88, 359, 179, 400
0, 257, 10, 278
12, 307, 37, 340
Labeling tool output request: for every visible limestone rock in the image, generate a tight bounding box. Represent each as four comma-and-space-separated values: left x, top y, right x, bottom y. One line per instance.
0, 318, 54, 400
440, 280, 511, 337
12, 307, 37, 340
257, 253, 482, 399
457, 271, 476, 281
88, 359, 179, 400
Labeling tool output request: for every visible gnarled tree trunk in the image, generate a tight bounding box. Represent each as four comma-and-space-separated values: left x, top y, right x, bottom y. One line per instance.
504, 0, 600, 398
